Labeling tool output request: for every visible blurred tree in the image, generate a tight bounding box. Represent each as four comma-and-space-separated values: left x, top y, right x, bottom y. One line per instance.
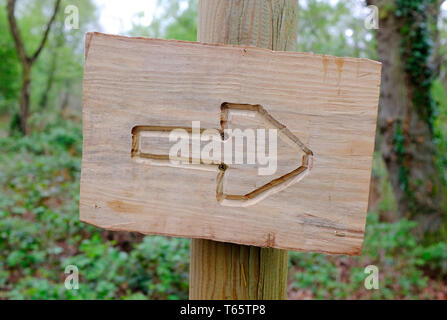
0, 2, 20, 115
128, 0, 197, 41
297, 0, 376, 58
6, 0, 62, 135
1, 0, 97, 132
35, 0, 98, 114
367, 0, 446, 239
441, 10, 447, 90
38, 15, 64, 110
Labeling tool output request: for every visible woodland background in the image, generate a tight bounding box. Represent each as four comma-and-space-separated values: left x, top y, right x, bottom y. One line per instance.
1, 0, 447, 299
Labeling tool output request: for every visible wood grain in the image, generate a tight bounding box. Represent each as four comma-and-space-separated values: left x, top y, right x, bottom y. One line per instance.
80, 32, 381, 255
190, 239, 288, 299
197, 0, 298, 51
191, 0, 298, 301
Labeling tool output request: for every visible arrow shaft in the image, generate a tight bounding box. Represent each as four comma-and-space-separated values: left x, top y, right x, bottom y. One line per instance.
132, 126, 222, 172
133, 153, 221, 173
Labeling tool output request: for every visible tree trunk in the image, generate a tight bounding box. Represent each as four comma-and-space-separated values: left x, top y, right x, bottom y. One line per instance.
189, 0, 298, 300
6, 0, 62, 135
19, 63, 31, 135
39, 51, 58, 109
368, 0, 446, 238
60, 80, 71, 117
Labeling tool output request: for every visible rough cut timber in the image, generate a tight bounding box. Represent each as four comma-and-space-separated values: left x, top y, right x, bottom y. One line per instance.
81, 32, 381, 255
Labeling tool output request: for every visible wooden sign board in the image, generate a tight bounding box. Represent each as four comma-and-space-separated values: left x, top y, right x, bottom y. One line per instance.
81, 32, 381, 255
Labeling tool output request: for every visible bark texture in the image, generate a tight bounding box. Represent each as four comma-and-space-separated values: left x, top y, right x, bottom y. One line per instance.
367, 0, 446, 237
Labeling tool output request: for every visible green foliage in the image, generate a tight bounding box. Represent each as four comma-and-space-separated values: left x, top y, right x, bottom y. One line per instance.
0, 0, 98, 122
0, 2, 20, 113
289, 149, 447, 300
0, 120, 190, 299
432, 79, 447, 191
297, 0, 377, 58
129, 0, 197, 41
32, 0, 99, 111
395, 0, 438, 129
289, 210, 447, 299
1, 118, 445, 300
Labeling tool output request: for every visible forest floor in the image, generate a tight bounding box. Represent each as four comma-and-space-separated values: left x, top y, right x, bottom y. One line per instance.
1, 116, 447, 300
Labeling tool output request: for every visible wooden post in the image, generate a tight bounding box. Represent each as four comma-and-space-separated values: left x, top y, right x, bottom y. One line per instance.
189, 0, 299, 300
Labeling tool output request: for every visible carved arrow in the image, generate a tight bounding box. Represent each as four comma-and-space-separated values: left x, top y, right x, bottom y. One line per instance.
131, 102, 313, 207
